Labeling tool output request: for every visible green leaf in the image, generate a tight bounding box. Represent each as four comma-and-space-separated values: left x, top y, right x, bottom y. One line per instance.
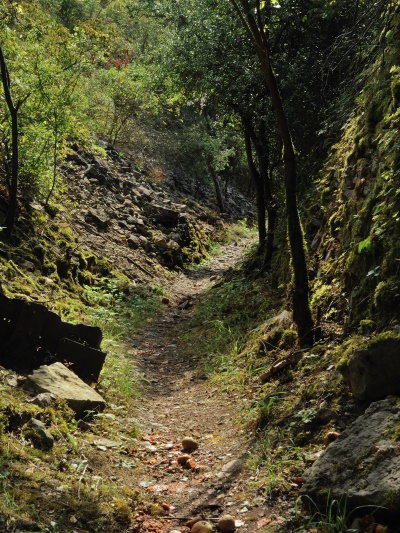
358, 236, 374, 254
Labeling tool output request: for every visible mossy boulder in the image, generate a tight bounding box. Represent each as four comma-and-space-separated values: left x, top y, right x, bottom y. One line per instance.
339, 333, 400, 400
301, 398, 400, 521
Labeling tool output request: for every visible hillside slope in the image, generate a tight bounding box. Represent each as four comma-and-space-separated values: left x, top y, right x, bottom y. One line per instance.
309, 12, 400, 333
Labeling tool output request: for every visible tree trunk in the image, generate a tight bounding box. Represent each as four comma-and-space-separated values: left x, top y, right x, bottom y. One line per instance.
228, 0, 314, 345
0, 46, 18, 238
208, 165, 225, 214
250, 120, 277, 269
259, 49, 314, 345
242, 123, 267, 245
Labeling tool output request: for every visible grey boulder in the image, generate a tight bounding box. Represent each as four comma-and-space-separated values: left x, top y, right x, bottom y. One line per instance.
23, 362, 105, 417
301, 398, 400, 519
340, 336, 400, 400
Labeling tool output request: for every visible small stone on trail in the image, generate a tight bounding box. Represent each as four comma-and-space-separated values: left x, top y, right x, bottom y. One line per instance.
182, 436, 199, 451
177, 454, 196, 469
177, 454, 191, 465
191, 521, 213, 533
217, 515, 236, 532
178, 300, 190, 310
162, 297, 170, 304
93, 438, 121, 449
139, 480, 153, 488
323, 431, 341, 447
186, 457, 197, 470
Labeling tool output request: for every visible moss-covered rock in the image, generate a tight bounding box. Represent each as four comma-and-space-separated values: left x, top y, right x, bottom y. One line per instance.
311, 13, 400, 331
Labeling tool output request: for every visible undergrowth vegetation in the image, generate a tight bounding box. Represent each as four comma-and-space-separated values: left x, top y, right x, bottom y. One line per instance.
180, 259, 359, 521
83, 279, 163, 340
0, 206, 170, 531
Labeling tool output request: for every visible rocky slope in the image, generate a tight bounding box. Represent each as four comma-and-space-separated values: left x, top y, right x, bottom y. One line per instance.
308, 13, 400, 333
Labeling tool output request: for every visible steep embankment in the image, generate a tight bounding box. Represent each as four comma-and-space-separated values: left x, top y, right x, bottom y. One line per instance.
0, 141, 252, 318
309, 15, 400, 333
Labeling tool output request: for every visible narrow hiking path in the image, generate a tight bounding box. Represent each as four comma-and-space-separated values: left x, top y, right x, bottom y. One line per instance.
129, 237, 274, 533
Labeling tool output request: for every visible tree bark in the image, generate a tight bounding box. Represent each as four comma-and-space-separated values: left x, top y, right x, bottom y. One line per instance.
208, 164, 225, 214
259, 49, 314, 345
228, 0, 314, 345
242, 120, 267, 245
0, 45, 18, 238
249, 119, 277, 269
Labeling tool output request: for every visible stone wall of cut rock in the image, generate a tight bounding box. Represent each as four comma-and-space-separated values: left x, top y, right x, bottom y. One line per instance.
0, 294, 105, 382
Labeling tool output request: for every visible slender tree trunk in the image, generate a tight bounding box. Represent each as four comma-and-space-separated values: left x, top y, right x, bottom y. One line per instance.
208, 164, 225, 214
242, 123, 267, 245
259, 50, 314, 345
0, 46, 18, 238
250, 120, 277, 269
228, 0, 314, 344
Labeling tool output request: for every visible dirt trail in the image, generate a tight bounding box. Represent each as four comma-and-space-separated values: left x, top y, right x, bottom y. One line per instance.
131, 238, 268, 533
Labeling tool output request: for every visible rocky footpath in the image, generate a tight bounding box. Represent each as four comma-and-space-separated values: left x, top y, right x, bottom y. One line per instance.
128, 237, 276, 533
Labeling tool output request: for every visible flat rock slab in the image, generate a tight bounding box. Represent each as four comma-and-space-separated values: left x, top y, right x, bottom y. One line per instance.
23, 362, 105, 417
301, 398, 400, 519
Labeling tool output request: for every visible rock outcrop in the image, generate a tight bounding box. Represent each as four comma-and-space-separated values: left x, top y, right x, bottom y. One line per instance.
0, 294, 106, 381
23, 362, 106, 417
63, 143, 255, 271
301, 397, 400, 520
340, 336, 400, 400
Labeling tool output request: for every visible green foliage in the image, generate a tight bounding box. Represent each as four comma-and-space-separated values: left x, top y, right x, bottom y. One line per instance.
299, 492, 348, 533
256, 392, 285, 427
83, 280, 163, 339
357, 236, 374, 255
0, 0, 184, 207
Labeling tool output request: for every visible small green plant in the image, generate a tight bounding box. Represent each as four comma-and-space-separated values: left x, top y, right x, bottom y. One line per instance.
257, 392, 286, 426
294, 408, 318, 425
225, 218, 256, 243
247, 435, 304, 499
1, 484, 17, 511
82, 280, 163, 339
358, 236, 374, 254
297, 492, 348, 532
